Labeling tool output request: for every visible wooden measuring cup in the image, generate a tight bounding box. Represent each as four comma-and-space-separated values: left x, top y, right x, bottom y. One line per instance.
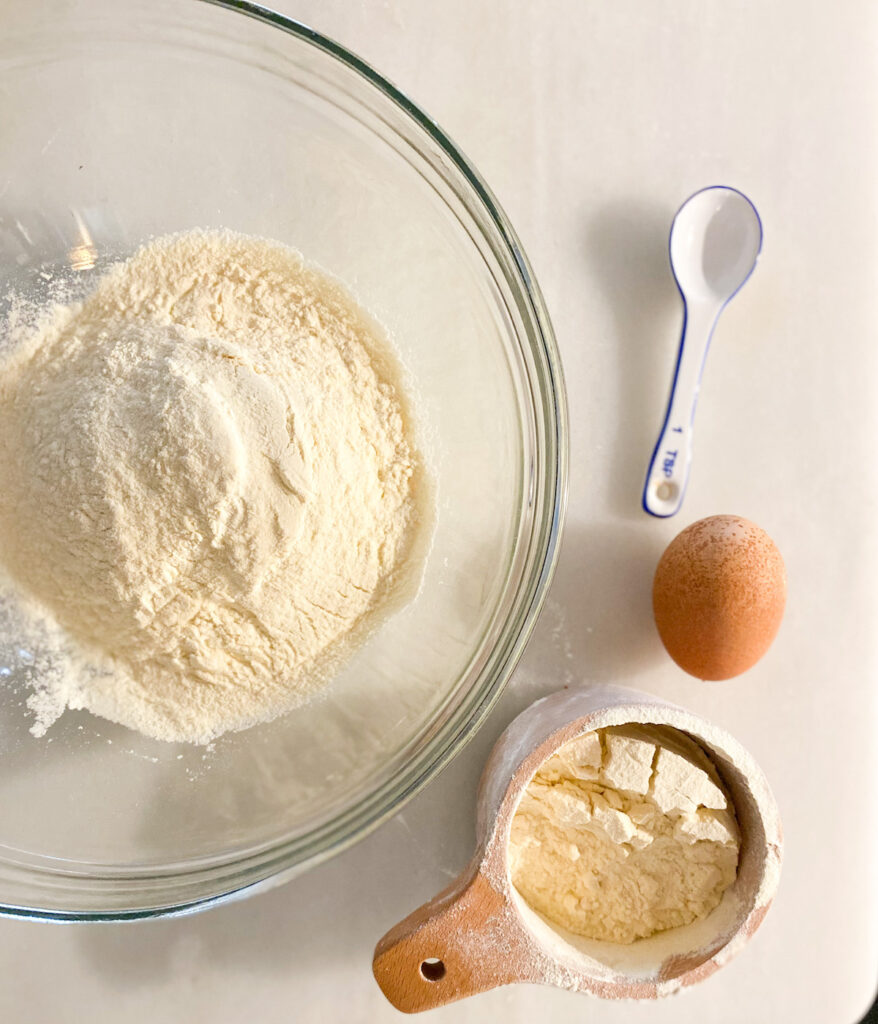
373, 684, 782, 1012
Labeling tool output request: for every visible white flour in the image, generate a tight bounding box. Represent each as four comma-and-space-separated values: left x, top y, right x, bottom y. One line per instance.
0, 231, 427, 743
509, 725, 740, 944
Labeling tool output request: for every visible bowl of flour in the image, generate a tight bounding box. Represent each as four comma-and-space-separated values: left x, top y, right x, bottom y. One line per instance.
0, 1, 566, 916
1, 230, 430, 746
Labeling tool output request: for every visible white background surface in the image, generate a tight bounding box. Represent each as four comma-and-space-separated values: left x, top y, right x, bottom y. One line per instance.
2, 2, 878, 1022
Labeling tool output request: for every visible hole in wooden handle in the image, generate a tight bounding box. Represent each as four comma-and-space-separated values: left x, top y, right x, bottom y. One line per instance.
419, 958, 446, 982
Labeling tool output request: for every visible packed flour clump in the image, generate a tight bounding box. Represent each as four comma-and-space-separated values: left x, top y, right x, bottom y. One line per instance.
0, 230, 429, 743
509, 725, 740, 943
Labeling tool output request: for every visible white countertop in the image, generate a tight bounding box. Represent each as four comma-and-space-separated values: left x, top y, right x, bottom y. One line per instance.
2, 2, 877, 1021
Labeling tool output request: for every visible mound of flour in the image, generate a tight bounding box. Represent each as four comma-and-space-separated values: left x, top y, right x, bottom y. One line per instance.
0, 231, 426, 743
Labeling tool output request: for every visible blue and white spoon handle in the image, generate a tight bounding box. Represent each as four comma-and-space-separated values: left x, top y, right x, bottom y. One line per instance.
642, 301, 720, 518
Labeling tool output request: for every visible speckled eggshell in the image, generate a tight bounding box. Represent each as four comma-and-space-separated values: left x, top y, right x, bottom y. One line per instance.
652, 515, 786, 681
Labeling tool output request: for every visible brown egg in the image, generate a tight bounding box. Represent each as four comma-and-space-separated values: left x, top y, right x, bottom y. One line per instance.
652, 515, 786, 680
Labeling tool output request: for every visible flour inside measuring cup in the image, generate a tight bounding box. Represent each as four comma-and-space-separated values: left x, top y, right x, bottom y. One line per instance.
508, 725, 740, 944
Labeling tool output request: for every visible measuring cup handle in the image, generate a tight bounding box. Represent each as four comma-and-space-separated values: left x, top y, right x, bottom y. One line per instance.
373, 865, 529, 1013
642, 300, 719, 518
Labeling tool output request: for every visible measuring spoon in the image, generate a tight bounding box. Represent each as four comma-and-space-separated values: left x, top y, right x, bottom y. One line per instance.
643, 186, 762, 517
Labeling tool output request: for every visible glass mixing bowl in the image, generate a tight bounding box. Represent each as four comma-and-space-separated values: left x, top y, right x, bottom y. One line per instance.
0, 0, 567, 918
